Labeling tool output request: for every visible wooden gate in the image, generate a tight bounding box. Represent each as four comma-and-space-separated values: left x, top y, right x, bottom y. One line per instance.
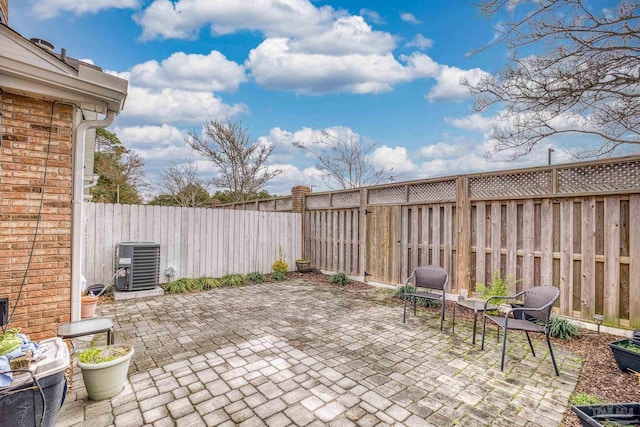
365, 206, 402, 284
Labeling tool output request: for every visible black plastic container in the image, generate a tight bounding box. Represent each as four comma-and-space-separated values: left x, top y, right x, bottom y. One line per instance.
0, 337, 69, 427
572, 404, 640, 427
609, 339, 640, 373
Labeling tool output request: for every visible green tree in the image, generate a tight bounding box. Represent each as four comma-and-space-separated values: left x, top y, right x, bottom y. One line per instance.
210, 190, 275, 205
91, 128, 145, 204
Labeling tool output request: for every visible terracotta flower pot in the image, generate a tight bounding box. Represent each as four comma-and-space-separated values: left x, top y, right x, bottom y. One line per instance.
81, 295, 99, 319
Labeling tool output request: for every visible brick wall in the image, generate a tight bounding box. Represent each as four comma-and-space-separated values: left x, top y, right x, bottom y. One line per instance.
0, 0, 8, 24
0, 92, 73, 340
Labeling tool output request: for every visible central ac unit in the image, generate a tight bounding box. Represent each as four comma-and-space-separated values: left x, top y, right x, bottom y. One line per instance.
115, 242, 160, 291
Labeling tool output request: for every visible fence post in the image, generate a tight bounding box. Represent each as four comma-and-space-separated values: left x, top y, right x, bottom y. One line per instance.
291, 186, 311, 258
456, 176, 471, 293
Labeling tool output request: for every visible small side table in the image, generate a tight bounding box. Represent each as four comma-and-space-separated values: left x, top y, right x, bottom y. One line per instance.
57, 317, 115, 353
452, 299, 497, 345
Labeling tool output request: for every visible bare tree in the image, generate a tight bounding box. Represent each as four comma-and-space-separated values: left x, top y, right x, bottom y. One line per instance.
186, 120, 281, 202
466, 0, 639, 158
157, 160, 211, 207
293, 130, 394, 189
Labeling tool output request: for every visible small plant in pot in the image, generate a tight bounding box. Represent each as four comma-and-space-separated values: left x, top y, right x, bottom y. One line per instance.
609, 330, 640, 373
77, 345, 134, 400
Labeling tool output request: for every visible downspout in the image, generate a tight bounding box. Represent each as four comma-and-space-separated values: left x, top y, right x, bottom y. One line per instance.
71, 110, 116, 321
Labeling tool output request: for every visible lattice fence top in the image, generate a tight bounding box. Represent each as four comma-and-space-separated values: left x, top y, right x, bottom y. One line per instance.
470, 171, 552, 199
558, 161, 640, 194
306, 194, 331, 209
368, 185, 406, 205
275, 198, 293, 211
332, 191, 360, 208
409, 180, 456, 203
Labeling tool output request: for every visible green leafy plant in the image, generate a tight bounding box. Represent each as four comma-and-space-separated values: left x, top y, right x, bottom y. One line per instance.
199, 277, 221, 290
570, 393, 603, 405
547, 316, 579, 340
619, 340, 640, 354
163, 278, 196, 294
272, 259, 288, 275
476, 271, 513, 306
247, 271, 266, 282
77, 345, 131, 364
393, 285, 438, 308
271, 271, 286, 281
221, 273, 247, 287
330, 272, 350, 286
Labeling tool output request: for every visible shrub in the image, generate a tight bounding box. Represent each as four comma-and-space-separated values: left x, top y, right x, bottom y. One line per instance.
199, 277, 221, 290
547, 316, 579, 340
476, 271, 513, 305
247, 271, 266, 282
272, 259, 288, 275
221, 273, 246, 287
330, 272, 350, 286
394, 285, 438, 307
570, 393, 602, 405
163, 278, 195, 294
271, 271, 286, 281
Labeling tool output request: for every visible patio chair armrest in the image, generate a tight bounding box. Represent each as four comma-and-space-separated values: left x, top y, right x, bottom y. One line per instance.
483, 291, 524, 311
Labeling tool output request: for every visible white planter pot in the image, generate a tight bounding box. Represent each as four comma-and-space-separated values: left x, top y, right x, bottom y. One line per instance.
78, 346, 134, 401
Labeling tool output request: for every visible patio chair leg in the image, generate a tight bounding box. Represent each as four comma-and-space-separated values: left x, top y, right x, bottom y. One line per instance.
403, 294, 407, 323
496, 326, 500, 343
439, 297, 445, 331
500, 327, 508, 371
525, 331, 536, 357
481, 315, 487, 350
413, 298, 417, 316
546, 333, 560, 376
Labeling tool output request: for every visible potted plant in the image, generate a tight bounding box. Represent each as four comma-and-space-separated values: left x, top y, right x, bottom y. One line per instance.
609, 335, 640, 373
77, 345, 134, 400
80, 294, 99, 318
295, 259, 312, 273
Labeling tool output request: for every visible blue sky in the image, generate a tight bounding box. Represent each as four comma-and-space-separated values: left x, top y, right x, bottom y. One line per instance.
9, 0, 611, 195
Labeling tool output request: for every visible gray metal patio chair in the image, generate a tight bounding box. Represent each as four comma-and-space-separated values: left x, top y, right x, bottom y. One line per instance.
480, 285, 560, 376
402, 266, 449, 330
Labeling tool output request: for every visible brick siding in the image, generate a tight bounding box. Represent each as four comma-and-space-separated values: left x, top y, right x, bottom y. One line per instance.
0, 92, 73, 340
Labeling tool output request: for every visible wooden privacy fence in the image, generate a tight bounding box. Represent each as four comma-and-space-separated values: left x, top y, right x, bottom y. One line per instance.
83, 203, 302, 287
302, 156, 640, 328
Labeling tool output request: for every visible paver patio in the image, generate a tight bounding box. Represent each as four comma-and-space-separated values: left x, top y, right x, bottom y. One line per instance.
57, 279, 581, 426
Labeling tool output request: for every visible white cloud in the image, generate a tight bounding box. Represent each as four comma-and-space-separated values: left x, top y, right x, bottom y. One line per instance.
247, 40, 436, 94
120, 86, 247, 124
359, 8, 384, 25
134, 0, 337, 41
445, 113, 494, 132
31, 0, 140, 19
289, 16, 396, 55
369, 146, 417, 173
400, 12, 422, 24
426, 65, 488, 103
128, 51, 246, 92
405, 34, 433, 50
420, 142, 467, 158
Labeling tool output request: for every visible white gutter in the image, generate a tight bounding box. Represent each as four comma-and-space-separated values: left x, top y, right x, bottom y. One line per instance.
70, 110, 116, 321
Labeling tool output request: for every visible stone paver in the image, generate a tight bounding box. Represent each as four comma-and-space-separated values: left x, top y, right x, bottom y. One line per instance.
58, 280, 580, 426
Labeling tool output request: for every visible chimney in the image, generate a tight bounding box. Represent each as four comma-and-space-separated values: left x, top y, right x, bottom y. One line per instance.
0, 0, 8, 25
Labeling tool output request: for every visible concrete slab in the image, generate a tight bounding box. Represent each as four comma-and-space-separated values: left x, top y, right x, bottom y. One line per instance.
113, 286, 164, 301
